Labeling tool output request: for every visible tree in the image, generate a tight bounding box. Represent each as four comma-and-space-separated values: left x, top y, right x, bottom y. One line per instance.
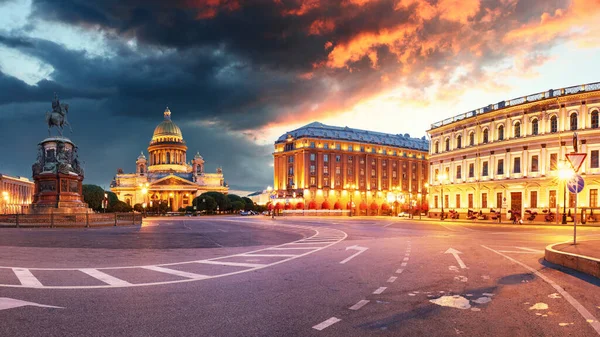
199, 192, 230, 212
231, 201, 245, 212
105, 191, 119, 208
133, 203, 143, 212
82, 184, 104, 211
109, 201, 132, 212
241, 197, 254, 211
193, 195, 217, 213
227, 194, 243, 212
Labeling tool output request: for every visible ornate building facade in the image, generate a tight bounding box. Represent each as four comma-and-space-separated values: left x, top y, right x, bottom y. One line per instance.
0, 174, 34, 214
110, 108, 228, 211
273, 122, 429, 215
427, 82, 600, 220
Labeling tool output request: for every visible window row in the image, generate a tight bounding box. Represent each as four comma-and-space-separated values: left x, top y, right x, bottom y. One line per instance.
433, 111, 600, 153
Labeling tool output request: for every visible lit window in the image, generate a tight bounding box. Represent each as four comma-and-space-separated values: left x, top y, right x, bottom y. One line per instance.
570, 113, 578, 130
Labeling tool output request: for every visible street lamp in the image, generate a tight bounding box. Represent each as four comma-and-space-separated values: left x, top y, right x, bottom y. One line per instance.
438, 173, 448, 220
168, 192, 174, 210
142, 202, 147, 217
141, 187, 148, 217
558, 162, 574, 225
345, 184, 356, 217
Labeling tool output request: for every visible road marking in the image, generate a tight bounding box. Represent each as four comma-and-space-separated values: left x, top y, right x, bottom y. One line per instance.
80, 269, 132, 286
313, 317, 341, 331
0, 297, 63, 311
516, 247, 545, 253
396, 269, 404, 274
238, 253, 297, 257
287, 242, 331, 245
142, 266, 209, 279
405, 253, 410, 256
195, 261, 266, 268
267, 247, 322, 250
340, 245, 369, 264
403, 257, 409, 261
482, 245, 600, 335
445, 248, 467, 269
373, 287, 387, 294
387, 276, 397, 283
401, 262, 408, 267
440, 224, 458, 231
383, 223, 395, 228
12, 269, 43, 287
497, 251, 543, 254
349, 300, 370, 310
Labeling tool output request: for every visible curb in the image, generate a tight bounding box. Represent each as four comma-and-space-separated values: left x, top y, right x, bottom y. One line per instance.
544, 241, 600, 279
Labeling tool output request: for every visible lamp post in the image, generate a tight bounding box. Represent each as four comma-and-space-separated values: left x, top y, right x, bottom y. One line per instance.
345, 184, 356, 217
141, 186, 148, 217
558, 162, 574, 225
438, 173, 447, 220
142, 202, 147, 217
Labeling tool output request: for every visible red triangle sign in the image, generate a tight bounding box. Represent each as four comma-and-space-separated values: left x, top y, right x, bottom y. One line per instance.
566, 153, 587, 172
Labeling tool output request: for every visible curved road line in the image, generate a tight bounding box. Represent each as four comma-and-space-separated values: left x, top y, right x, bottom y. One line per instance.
0, 221, 347, 289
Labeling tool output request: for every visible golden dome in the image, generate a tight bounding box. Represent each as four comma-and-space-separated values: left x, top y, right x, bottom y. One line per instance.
152, 107, 183, 141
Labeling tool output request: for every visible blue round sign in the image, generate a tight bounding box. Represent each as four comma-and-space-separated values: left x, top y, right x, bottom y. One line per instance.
568, 174, 585, 194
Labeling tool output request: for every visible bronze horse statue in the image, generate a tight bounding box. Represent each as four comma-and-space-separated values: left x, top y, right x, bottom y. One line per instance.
46, 94, 73, 137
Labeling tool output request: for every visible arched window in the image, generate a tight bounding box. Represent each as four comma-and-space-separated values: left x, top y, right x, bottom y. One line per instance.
550, 115, 558, 133
531, 119, 539, 135
482, 129, 489, 143
498, 125, 504, 141
140, 165, 145, 174
166, 152, 171, 164
514, 122, 521, 138
434, 141, 439, 154
469, 132, 474, 146
456, 135, 462, 149
570, 112, 578, 130
445, 138, 450, 151
592, 111, 599, 129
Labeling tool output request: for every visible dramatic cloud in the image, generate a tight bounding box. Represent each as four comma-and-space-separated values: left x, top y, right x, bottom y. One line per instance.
0, 0, 598, 191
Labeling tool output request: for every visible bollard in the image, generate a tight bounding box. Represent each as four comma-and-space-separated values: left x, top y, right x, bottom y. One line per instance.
15, 214, 19, 228
50, 211, 54, 228
114, 213, 117, 226
86, 212, 89, 228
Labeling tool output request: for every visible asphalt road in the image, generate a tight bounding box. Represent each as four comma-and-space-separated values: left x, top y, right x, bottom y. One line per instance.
1, 216, 600, 336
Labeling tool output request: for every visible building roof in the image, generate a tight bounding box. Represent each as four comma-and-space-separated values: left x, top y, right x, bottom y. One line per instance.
276, 122, 429, 151
153, 107, 183, 140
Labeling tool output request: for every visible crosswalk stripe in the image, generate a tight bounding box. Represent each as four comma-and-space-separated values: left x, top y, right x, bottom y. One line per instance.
196, 261, 265, 268
80, 269, 132, 286
267, 247, 321, 250
142, 266, 209, 279
239, 253, 297, 257
12, 268, 43, 287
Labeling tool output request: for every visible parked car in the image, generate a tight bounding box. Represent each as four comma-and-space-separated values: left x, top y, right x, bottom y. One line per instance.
398, 212, 410, 218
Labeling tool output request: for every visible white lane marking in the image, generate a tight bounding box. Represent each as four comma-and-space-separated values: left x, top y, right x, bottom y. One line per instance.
313, 317, 341, 331
288, 242, 331, 245
266, 247, 322, 250
12, 269, 43, 287
440, 224, 458, 231
349, 300, 370, 310
445, 248, 467, 269
387, 276, 397, 283
340, 245, 369, 264
405, 253, 410, 256
142, 266, 209, 279
498, 251, 543, 254
403, 257, 409, 261
373, 287, 387, 294
80, 269, 132, 286
217, 229, 227, 232
195, 261, 266, 268
239, 253, 297, 257
383, 223, 394, 228
401, 262, 408, 267
396, 269, 404, 274
516, 247, 545, 253
0, 297, 63, 311
0, 221, 347, 289
481, 245, 600, 335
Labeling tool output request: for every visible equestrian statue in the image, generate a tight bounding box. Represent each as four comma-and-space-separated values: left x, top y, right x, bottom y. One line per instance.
46, 93, 73, 137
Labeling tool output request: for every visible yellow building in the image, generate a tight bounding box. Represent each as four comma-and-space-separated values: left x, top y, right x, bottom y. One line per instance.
427, 82, 600, 221
110, 108, 228, 211
273, 122, 429, 215
0, 174, 34, 214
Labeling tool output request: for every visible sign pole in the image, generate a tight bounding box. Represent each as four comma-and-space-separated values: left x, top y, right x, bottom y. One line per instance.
566, 147, 587, 245
574, 190, 578, 245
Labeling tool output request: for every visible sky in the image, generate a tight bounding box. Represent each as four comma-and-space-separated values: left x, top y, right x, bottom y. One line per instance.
1, 0, 600, 194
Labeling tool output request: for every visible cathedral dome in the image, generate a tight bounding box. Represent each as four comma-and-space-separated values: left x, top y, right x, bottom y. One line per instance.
152, 107, 183, 141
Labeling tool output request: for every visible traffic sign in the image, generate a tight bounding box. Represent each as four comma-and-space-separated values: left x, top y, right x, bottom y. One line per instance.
568, 174, 585, 194
566, 153, 587, 172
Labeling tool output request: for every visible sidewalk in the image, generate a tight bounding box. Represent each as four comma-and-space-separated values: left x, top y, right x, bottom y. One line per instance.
409, 216, 600, 228
545, 240, 600, 279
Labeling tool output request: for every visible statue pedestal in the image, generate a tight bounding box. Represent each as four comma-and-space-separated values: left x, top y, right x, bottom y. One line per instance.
29, 137, 91, 214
